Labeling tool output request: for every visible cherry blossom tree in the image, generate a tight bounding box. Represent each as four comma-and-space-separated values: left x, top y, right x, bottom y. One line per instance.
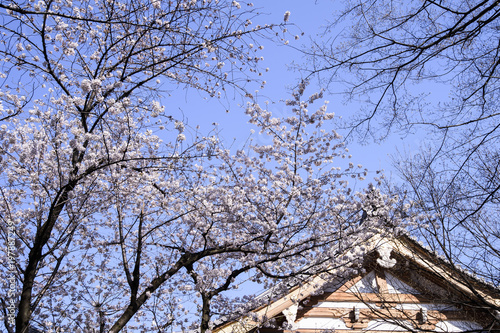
0, 1, 409, 332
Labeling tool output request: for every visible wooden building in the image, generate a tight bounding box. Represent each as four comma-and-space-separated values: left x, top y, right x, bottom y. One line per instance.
216, 235, 500, 333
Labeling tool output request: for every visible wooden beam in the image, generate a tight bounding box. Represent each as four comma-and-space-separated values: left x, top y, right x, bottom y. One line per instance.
299, 307, 487, 322
324, 292, 433, 303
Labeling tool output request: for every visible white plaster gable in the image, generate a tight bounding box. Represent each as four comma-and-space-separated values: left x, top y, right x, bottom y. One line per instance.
385, 271, 420, 294
365, 319, 410, 331
314, 301, 380, 309
346, 270, 378, 293
296, 317, 349, 330
392, 303, 459, 311
434, 320, 484, 332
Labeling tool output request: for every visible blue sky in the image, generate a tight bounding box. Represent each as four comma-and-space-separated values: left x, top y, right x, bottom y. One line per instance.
165, 0, 424, 183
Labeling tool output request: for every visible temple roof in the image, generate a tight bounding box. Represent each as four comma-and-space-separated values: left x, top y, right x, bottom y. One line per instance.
215, 234, 500, 333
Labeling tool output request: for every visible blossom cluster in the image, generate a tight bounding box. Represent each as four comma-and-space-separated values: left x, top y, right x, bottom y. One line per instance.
0, 1, 411, 332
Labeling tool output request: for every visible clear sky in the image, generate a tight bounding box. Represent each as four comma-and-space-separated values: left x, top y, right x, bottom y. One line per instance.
165, 0, 426, 183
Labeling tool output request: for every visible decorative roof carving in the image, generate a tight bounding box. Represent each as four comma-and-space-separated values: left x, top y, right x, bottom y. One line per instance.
376, 244, 397, 269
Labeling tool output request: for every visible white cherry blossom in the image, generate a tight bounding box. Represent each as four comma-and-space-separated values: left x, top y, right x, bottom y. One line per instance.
0, 2, 411, 333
